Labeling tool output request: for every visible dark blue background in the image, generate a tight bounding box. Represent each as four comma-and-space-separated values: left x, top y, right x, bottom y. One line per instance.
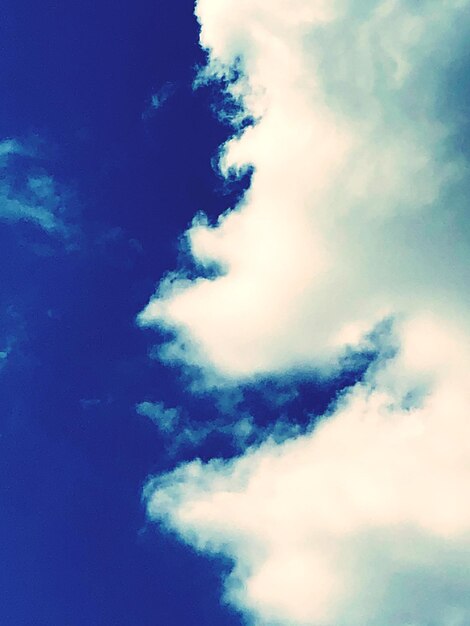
0, 2, 241, 624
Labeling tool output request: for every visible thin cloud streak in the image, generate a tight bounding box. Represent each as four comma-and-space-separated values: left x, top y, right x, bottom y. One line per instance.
0, 138, 78, 241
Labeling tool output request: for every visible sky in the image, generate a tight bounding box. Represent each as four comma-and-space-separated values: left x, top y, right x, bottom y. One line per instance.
1, 1, 470, 626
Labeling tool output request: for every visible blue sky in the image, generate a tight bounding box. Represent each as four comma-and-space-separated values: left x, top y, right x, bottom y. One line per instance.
0, 1, 243, 624
2, 1, 470, 626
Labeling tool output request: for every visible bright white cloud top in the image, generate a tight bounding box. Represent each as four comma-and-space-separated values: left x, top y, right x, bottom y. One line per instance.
141, 1, 470, 625
139, 0, 469, 378
146, 317, 470, 626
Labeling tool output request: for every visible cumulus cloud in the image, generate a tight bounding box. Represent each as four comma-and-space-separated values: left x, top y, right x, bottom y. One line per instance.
0, 138, 77, 239
142, 82, 176, 119
140, 1, 470, 625
139, 0, 470, 380
146, 317, 470, 626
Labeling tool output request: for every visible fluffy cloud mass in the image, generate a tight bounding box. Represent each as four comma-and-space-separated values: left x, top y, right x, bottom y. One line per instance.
139, 0, 470, 379
147, 317, 470, 626
141, 1, 470, 625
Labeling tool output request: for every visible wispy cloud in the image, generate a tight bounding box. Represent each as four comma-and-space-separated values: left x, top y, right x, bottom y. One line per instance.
146, 317, 470, 626
142, 82, 176, 120
0, 341, 13, 371
139, 0, 470, 381
137, 398, 300, 457
0, 139, 27, 162
0, 138, 78, 242
0, 306, 29, 374
136, 401, 181, 434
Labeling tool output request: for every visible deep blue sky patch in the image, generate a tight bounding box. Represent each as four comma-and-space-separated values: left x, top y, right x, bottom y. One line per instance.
0, 2, 245, 624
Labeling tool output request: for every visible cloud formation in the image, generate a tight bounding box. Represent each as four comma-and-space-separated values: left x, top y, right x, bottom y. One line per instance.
141, 1, 470, 625
142, 82, 176, 119
139, 0, 470, 380
137, 400, 181, 433
137, 399, 298, 456
146, 317, 470, 626
0, 138, 77, 240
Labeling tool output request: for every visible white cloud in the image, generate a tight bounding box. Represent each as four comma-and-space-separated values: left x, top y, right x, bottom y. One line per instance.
140, 2, 470, 625
139, 0, 470, 380
145, 317, 470, 626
